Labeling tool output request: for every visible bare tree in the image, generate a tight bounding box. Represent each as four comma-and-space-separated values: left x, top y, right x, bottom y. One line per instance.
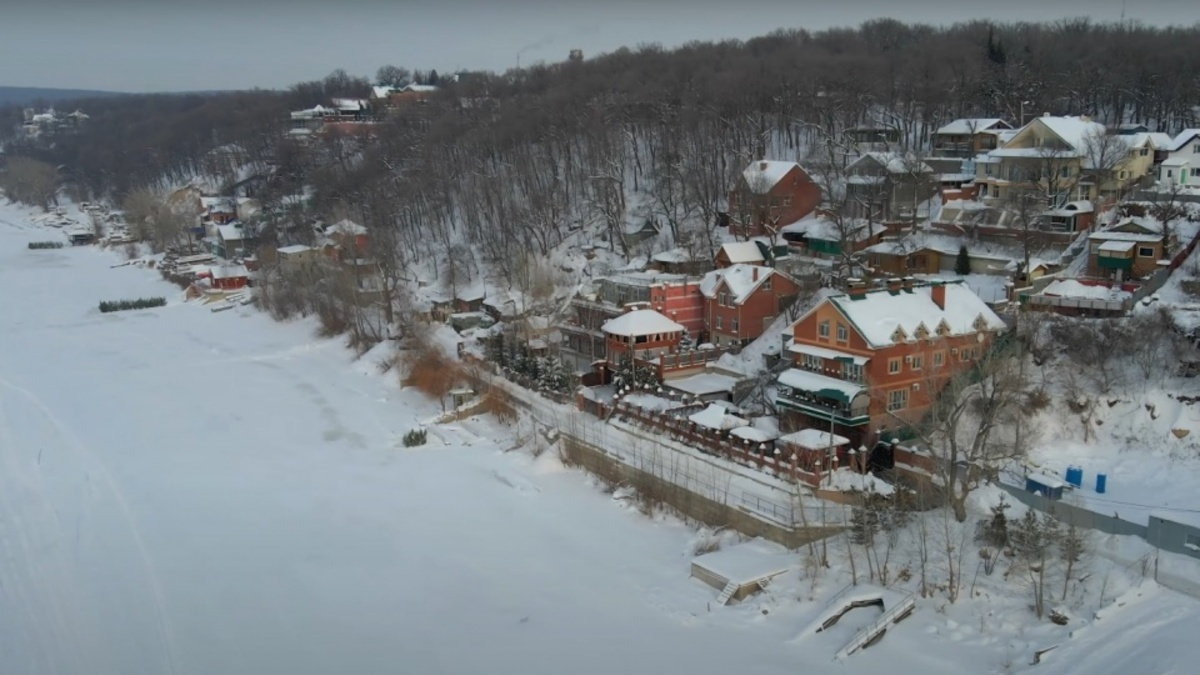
0, 156, 59, 210
889, 335, 1028, 522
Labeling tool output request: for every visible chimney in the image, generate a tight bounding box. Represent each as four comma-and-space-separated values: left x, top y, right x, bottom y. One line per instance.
901, 276, 914, 292
887, 277, 903, 292
752, 267, 759, 282
931, 282, 946, 310
1079, 114, 1092, 123
1043, 112, 1050, 118
759, 161, 768, 171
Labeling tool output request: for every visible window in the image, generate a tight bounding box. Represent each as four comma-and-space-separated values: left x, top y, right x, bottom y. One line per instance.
910, 354, 923, 371
932, 350, 944, 368
1192, 168, 1200, 178
887, 389, 908, 411
1194, 144, 1200, 154
1138, 246, 1156, 258
762, 276, 772, 291
1060, 165, 1070, 178
731, 318, 739, 334
782, 196, 793, 207
802, 354, 821, 370
959, 349, 969, 362
836, 323, 848, 342
1168, 170, 1174, 178
1118, 170, 1128, 180
719, 292, 729, 307
842, 362, 863, 382
888, 358, 901, 375
818, 320, 830, 339
1139, 148, 1149, 156
715, 316, 723, 330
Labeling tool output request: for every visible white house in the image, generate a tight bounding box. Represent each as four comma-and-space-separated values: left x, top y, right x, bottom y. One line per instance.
1161, 129, 1200, 189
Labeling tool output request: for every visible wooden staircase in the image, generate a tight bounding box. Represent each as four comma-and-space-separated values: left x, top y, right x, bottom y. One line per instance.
715, 581, 739, 606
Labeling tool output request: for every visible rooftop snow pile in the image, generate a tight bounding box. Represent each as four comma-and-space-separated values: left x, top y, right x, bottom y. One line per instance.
601, 309, 684, 337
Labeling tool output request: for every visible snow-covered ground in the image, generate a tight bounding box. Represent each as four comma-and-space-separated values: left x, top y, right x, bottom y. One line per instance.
4, 197, 1200, 674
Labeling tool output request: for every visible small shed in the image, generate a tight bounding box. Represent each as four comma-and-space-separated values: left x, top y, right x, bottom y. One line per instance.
211, 265, 250, 291
691, 537, 793, 605
1025, 473, 1065, 501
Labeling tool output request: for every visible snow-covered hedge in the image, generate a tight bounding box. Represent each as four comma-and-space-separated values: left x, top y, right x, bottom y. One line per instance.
27, 241, 63, 249
98, 297, 167, 313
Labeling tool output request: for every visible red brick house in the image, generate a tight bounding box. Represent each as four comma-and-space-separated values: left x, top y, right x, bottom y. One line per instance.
323, 219, 368, 262
728, 161, 822, 238
601, 308, 685, 361
776, 278, 1007, 446
700, 265, 801, 347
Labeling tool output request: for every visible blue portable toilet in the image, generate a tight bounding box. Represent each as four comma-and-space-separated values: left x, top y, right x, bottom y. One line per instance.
1096, 473, 1107, 494
1065, 466, 1083, 488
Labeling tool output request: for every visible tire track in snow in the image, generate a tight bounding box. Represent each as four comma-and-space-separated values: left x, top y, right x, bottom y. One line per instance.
0, 375, 180, 675
0, 384, 91, 675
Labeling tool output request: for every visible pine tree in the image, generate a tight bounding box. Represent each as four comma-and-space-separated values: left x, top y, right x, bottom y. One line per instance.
975, 496, 1011, 575
955, 245, 971, 276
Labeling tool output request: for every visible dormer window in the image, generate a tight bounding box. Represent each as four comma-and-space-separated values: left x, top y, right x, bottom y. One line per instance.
936, 320, 951, 337
914, 324, 929, 340
891, 326, 908, 343
972, 315, 988, 332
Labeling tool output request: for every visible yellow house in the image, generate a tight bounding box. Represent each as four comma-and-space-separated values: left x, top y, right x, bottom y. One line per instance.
975, 114, 1106, 207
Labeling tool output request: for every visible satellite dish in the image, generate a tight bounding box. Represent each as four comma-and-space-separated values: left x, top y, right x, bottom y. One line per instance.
977, 333, 986, 343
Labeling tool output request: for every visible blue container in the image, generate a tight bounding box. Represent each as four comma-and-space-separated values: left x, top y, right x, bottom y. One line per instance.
1096, 473, 1107, 494
1065, 466, 1083, 488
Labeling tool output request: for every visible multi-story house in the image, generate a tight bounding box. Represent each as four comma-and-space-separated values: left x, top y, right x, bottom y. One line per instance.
699, 265, 801, 347
775, 278, 1007, 446
602, 308, 686, 362
1086, 217, 1176, 281
727, 160, 822, 238
557, 272, 704, 372
974, 114, 1155, 208
1159, 129, 1200, 189
844, 152, 938, 222
930, 118, 1013, 158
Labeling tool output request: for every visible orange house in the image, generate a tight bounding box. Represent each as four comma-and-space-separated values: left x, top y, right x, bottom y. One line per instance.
776, 278, 1007, 446
602, 308, 685, 362
700, 265, 800, 347
728, 160, 822, 238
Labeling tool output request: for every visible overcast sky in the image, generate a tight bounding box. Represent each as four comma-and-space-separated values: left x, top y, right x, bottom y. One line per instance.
0, 0, 1195, 93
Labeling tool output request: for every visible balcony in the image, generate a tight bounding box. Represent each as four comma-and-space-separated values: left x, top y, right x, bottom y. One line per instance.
776, 368, 870, 426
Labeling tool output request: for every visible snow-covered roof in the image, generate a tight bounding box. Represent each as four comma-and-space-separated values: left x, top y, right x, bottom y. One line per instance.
1044, 200, 1094, 217
787, 342, 869, 366
401, 84, 439, 93
601, 309, 685, 337
783, 216, 884, 243
1171, 129, 1200, 152
371, 86, 396, 99
849, 151, 934, 174
652, 248, 695, 264
690, 537, 791, 585
216, 224, 245, 241
1160, 157, 1191, 166
730, 426, 778, 444
331, 98, 369, 111
742, 160, 801, 193
1036, 115, 1107, 154
1042, 279, 1131, 300
699, 264, 777, 304
778, 428, 851, 449
688, 403, 749, 431
716, 242, 764, 265
325, 219, 367, 236
1098, 239, 1137, 253
777, 368, 866, 403
201, 196, 236, 212
935, 118, 1009, 135
212, 265, 249, 280
1128, 132, 1174, 150
823, 281, 1007, 349
276, 244, 313, 255
666, 372, 739, 397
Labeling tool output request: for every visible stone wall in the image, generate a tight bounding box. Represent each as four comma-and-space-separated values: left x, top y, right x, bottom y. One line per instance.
559, 433, 842, 549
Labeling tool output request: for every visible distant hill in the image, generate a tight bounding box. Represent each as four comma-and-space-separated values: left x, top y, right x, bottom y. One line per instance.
0, 86, 128, 107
